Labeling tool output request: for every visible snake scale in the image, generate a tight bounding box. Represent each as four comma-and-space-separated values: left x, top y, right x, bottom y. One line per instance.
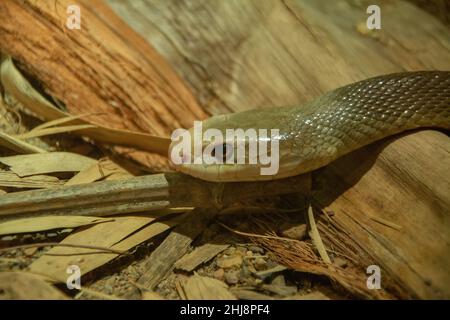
170, 71, 450, 181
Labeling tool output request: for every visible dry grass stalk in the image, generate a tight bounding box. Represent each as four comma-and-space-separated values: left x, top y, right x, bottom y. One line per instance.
223, 213, 400, 299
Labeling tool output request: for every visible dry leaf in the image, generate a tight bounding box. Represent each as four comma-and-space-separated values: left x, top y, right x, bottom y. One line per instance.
113, 215, 186, 251
0, 131, 46, 154
16, 124, 97, 139
0, 57, 171, 156
31, 113, 100, 131
175, 243, 229, 272
0, 216, 114, 236
65, 159, 132, 186
0, 152, 96, 177
0, 170, 64, 189
29, 214, 185, 282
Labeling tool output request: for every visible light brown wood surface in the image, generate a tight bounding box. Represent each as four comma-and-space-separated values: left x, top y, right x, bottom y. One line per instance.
315, 130, 450, 299
108, 0, 450, 114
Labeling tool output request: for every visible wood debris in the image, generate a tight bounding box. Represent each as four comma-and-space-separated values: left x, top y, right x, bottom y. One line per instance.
174, 242, 230, 272
137, 209, 215, 290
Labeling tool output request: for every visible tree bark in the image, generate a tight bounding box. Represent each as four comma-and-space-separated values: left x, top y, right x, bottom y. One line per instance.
0, 0, 207, 168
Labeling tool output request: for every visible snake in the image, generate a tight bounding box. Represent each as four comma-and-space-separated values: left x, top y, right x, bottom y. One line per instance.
169, 71, 450, 182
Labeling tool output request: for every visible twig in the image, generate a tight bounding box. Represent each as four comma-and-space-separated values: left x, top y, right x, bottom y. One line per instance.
218, 222, 300, 243
175, 279, 187, 300
369, 215, 402, 230
307, 205, 332, 264
0, 257, 25, 264
74, 287, 122, 300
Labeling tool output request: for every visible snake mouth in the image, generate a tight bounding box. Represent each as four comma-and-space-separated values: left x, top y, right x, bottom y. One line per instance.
170, 149, 306, 182
174, 163, 270, 182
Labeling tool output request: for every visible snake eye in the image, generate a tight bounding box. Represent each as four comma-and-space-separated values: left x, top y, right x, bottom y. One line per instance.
211, 143, 233, 162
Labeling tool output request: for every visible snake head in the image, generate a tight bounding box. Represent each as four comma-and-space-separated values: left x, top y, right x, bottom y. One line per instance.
168, 111, 301, 182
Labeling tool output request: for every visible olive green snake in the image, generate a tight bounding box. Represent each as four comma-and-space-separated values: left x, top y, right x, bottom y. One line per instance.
170, 71, 450, 182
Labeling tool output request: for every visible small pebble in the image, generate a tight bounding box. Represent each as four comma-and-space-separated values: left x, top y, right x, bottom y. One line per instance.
224, 270, 239, 285
271, 274, 286, 286
236, 246, 247, 255
103, 284, 113, 294
248, 245, 265, 255
104, 276, 116, 288
213, 268, 225, 280
262, 284, 298, 297
280, 223, 307, 240
23, 247, 39, 256
1, 235, 16, 241
253, 258, 267, 271
240, 264, 251, 278
333, 257, 348, 268
224, 247, 236, 255
217, 255, 243, 269
246, 263, 257, 274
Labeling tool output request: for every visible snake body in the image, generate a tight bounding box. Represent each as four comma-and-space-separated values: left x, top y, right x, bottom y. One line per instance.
171, 71, 450, 181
